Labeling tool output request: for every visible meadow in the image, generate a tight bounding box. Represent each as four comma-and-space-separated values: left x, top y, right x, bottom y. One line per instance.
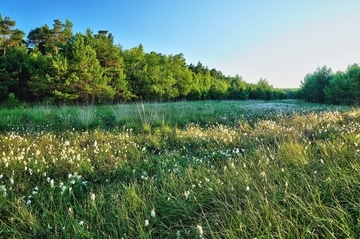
0, 100, 359, 238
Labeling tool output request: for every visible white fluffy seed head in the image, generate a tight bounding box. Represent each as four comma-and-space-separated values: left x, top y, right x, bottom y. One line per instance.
150, 208, 155, 218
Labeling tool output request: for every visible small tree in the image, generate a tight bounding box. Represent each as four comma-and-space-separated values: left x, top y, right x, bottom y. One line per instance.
4, 92, 20, 109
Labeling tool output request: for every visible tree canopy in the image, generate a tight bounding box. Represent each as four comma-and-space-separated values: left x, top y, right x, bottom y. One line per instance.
0, 14, 298, 105
0, 14, 25, 56
299, 64, 360, 105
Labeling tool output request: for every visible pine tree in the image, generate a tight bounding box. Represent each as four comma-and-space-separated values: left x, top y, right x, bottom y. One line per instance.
0, 15, 25, 56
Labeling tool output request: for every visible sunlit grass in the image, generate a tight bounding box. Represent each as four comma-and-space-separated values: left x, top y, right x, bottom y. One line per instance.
0, 100, 359, 238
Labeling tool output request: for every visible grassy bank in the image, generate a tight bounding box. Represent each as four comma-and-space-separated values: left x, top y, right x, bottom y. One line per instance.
0, 101, 359, 238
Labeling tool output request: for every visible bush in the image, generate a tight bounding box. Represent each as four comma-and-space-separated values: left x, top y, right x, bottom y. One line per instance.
4, 93, 20, 109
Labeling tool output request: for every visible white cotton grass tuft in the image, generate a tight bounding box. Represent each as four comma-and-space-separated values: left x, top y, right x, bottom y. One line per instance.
0, 185, 7, 196
184, 190, 190, 199
196, 225, 203, 236
144, 219, 149, 227
90, 193, 96, 202
150, 208, 155, 218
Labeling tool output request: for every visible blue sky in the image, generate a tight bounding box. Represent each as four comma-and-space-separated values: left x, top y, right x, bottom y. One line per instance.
2, 1, 360, 88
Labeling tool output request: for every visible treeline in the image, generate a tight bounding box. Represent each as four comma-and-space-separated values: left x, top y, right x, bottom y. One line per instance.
0, 15, 291, 104
299, 64, 360, 105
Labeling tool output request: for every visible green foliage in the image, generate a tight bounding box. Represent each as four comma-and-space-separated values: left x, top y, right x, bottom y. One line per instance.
0, 46, 31, 101
0, 13, 299, 105
142, 52, 177, 100
171, 54, 193, 98
302, 64, 360, 105
123, 44, 147, 100
347, 64, 360, 104
26, 24, 52, 55
325, 71, 351, 104
300, 66, 332, 103
209, 79, 228, 100
255, 78, 273, 100
246, 79, 287, 100
86, 29, 131, 101
227, 75, 249, 100
74, 105, 99, 130
68, 33, 114, 103
27, 19, 73, 55
3, 92, 20, 109
0, 14, 25, 56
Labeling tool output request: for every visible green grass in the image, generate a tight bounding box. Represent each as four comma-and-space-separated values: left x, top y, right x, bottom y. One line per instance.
0, 100, 360, 238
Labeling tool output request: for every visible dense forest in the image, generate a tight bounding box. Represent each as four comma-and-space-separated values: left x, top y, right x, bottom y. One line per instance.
299, 64, 360, 105
0, 15, 292, 105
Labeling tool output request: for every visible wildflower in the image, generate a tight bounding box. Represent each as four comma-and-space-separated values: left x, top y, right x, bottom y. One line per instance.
79, 221, 84, 226
26, 199, 31, 206
50, 179, 54, 188
176, 231, 181, 238
150, 208, 155, 218
246, 186, 250, 191
144, 219, 149, 227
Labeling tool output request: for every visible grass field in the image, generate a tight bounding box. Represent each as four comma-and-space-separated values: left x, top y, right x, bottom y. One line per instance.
1, 100, 360, 238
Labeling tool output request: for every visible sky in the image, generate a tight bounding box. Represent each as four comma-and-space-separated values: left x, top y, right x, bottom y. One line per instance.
2, 0, 360, 88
